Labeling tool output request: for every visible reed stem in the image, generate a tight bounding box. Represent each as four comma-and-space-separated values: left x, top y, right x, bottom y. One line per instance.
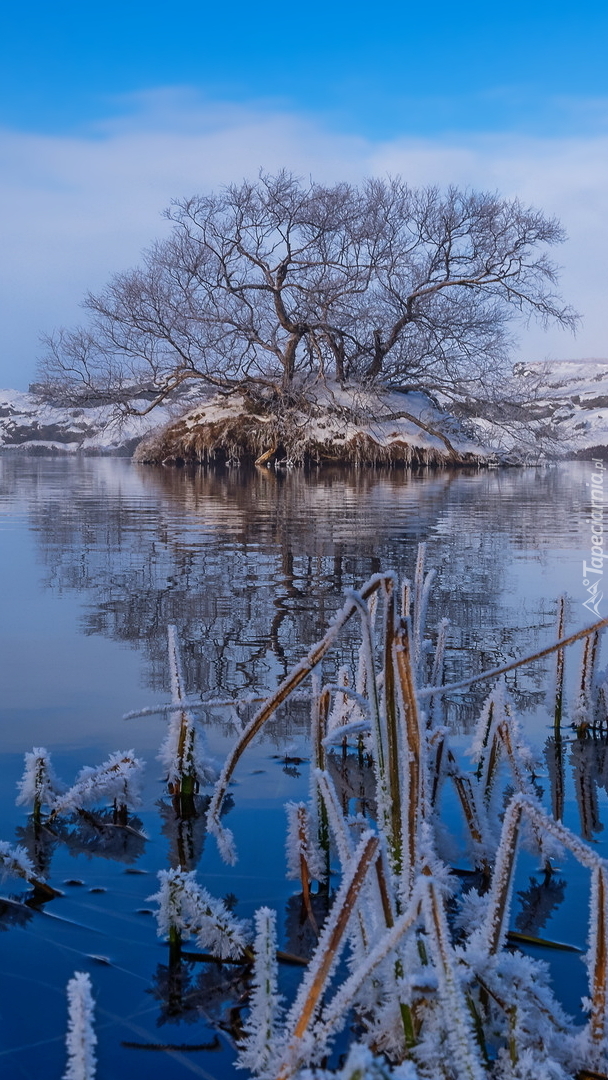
554, 596, 566, 735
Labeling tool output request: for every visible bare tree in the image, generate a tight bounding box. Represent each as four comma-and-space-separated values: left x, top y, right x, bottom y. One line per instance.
37, 173, 577, 417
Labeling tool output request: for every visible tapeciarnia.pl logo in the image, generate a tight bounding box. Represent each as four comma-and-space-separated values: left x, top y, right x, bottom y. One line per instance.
582, 459, 606, 616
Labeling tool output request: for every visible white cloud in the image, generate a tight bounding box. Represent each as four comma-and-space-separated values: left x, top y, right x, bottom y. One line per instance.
1, 89, 607, 388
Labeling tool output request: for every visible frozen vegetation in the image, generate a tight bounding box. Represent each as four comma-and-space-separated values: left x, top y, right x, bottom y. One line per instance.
3, 560, 608, 1078
63, 973, 97, 1080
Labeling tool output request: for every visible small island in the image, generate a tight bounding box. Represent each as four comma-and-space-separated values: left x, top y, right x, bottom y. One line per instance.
11, 172, 592, 468
3, 359, 608, 463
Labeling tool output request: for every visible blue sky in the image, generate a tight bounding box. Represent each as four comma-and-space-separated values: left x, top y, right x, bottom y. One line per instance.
3, 0, 608, 138
1, 0, 608, 387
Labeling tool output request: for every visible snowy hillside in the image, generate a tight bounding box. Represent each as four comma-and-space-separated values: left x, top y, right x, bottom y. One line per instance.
512, 358, 608, 457
0, 389, 177, 454
2, 359, 608, 460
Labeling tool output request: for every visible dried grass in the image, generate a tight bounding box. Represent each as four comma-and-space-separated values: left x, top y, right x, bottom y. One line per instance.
133, 411, 481, 468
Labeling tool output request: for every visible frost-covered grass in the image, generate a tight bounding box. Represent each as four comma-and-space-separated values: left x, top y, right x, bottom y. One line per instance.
63, 972, 97, 1080
4, 556, 608, 1079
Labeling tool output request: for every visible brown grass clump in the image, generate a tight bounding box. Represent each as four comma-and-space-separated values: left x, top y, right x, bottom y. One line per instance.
133, 408, 480, 468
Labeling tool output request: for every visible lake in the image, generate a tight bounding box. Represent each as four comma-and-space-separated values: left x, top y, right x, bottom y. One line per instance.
0, 456, 605, 1079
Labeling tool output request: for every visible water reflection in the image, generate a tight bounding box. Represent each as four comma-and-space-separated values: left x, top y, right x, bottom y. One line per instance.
1, 456, 604, 1080
515, 870, 568, 936
570, 733, 608, 841
0, 458, 593, 731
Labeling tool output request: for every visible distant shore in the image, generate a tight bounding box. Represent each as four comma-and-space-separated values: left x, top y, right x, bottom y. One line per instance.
2, 360, 608, 464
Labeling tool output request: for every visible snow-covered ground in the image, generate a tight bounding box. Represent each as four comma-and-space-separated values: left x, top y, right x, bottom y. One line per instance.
513, 358, 608, 457
133, 380, 484, 463
2, 360, 608, 460
0, 388, 176, 454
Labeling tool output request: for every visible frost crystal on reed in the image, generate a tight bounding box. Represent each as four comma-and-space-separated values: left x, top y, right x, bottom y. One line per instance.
582, 864, 608, 1058
159, 625, 217, 789
326, 667, 354, 733
285, 801, 326, 883
573, 630, 602, 730
51, 751, 144, 817
149, 867, 250, 959
0, 840, 35, 883
421, 879, 485, 1080
158, 711, 216, 788
16, 747, 63, 813
63, 971, 97, 1080
150, 866, 206, 939
238, 907, 283, 1076
195, 888, 251, 959
295, 1042, 420, 1080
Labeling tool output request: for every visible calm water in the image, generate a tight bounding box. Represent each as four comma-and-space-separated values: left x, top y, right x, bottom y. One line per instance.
0, 456, 606, 1078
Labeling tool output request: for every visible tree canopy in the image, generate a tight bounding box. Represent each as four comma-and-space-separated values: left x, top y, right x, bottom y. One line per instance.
38, 172, 577, 415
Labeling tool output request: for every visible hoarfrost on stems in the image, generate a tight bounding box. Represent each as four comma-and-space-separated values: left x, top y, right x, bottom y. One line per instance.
63, 971, 97, 1080
306, 672, 329, 883
195, 888, 251, 960
51, 751, 144, 817
16, 747, 63, 813
0, 840, 35, 883
285, 801, 327, 883
314, 769, 386, 967
473, 793, 525, 956
149, 867, 250, 959
208, 810, 238, 867
295, 1042, 420, 1080
412, 544, 436, 682
469, 683, 505, 767
280, 830, 379, 1072
158, 710, 217, 788
323, 684, 371, 745
314, 770, 355, 869
430, 618, 449, 691
573, 629, 602, 730
150, 866, 206, 940
160, 625, 218, 789
582, 864, 608, 1057
427, 618, 449, 724
420, 879, 486, 1080
326, 667, 355, 734
238, 906, 284, 1076
316, 887, 423, 1044
347, 590, 393, 852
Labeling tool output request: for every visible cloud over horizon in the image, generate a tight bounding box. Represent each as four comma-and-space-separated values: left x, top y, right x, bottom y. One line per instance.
2, 90, 607, 388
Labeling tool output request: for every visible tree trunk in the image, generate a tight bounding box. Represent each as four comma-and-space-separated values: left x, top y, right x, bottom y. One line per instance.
282, 333, 303, 387
365, 330, 385, 381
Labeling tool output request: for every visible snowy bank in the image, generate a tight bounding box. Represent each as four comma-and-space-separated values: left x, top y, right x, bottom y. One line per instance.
3, 359, 608, 463
508, 358, 608, 459
0, 388, 176, 455
133, 383, 487, 467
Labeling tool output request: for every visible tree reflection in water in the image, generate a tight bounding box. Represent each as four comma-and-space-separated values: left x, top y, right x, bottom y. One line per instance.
2, 457, 590, 736
4, 458, 608, 1076
570, 733, 608, 841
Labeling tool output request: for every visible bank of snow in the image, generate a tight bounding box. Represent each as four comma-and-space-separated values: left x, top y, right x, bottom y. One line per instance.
511, 358, 608, 459
3, 359, 608, 463
0, 389, 175, 454
133, 383, 486, 467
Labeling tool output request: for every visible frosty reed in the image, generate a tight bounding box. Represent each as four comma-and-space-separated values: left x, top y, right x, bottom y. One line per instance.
3, 556, 608, 1079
